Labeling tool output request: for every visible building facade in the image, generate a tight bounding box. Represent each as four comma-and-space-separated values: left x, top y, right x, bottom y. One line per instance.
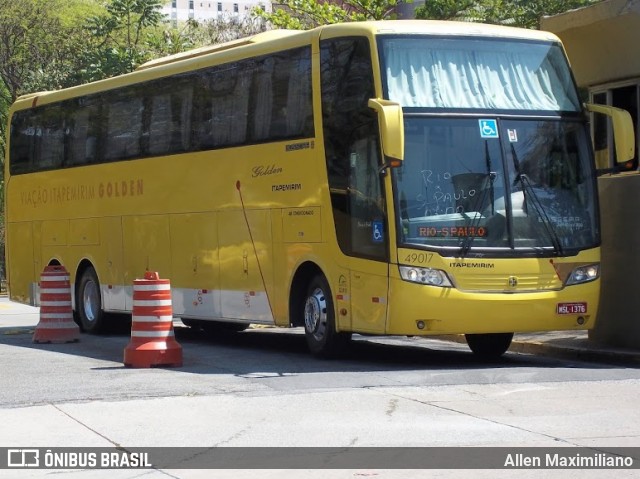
542, 0, 640, 349
541, 0, 640, 171
162, 0, 270, 22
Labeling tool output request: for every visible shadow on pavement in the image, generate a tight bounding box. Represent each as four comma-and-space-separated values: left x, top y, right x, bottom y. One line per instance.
0, 318, 620, 377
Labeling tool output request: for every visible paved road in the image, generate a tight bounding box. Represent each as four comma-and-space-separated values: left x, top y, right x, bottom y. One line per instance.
1, 298, 639, 478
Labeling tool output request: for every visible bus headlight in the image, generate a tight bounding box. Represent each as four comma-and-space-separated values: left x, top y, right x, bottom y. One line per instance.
399, 266, 453, 287
565, 263, 600, 286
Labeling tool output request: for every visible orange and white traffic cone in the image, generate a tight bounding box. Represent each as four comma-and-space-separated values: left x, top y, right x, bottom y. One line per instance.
124, 271, 182, 368
33, 265, 80, 344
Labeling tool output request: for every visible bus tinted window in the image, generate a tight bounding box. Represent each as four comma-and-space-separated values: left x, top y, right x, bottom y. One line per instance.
321, 37, 387, 261
9, 46, 313, 175
250, 49, 313, 142
210, 63, 250, 146
148, 91, 173, 156
67, 97, 101, 166
105, 92, 144, 161
37, 105, 66, 170
9, 111, 35, 174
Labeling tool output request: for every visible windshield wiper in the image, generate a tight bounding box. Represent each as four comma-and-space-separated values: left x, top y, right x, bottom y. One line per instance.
459, 171, 496, 257
459, 141, 496, 257
510, 144, 564, 256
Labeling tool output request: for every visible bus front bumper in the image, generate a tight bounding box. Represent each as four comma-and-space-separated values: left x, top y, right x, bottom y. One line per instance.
385, 277, 599, 336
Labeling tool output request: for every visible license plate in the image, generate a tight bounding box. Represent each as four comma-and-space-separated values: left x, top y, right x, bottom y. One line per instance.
557, 302, 587, 314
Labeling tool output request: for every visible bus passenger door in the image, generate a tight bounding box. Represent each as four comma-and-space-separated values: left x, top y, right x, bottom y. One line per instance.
320, 35, 389, 334
344, 129, 389, 334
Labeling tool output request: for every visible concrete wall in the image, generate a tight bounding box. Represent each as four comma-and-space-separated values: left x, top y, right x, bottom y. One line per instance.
544, 1, 640, 349
541, 0, 640, 88
592, 174, 640, 347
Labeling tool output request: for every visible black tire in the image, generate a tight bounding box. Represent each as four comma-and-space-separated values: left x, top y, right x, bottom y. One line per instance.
76, 266, 105, 333
465, 332, 513, 359
303, 274, 351, 358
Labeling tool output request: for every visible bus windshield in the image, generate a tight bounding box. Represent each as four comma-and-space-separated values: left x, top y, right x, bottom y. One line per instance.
379, 35, 595, 256
394, 117, 597, 255
380, 36, 580, 112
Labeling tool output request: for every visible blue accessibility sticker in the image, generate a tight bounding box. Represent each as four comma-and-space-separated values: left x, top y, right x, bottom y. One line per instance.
372, 220, 384, 243
479, 119, 499, 139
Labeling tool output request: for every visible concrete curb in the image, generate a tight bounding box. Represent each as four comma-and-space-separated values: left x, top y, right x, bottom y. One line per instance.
440, 334, 640, 365
509, 340, 640, 365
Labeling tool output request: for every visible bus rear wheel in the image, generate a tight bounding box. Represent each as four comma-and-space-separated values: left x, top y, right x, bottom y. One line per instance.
77, 266, 105, 334
465, 332, 513, 359
303, 275, 350, 358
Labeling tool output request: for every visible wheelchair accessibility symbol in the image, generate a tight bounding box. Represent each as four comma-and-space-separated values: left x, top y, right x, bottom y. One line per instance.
479, 119, 499, 139
372, 220, 384, 243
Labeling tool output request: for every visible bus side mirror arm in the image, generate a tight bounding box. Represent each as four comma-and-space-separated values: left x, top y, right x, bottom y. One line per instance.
585, 103, 636, 163
368, 99, 404, 173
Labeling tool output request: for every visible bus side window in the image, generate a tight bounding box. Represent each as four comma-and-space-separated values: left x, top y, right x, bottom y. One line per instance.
104, 91, 143, 161
321, 36, 387, 261
209, 64, 249, 147
36, 105, 65, 171
251, 57, 274, 142
9, 112, 35, 174
67, 99, 99, 166
148, 91, 172, 156
173, 83, 193, 153
285, 51, 313, 138
268, 54, 289, 140
248, 47, 313, 143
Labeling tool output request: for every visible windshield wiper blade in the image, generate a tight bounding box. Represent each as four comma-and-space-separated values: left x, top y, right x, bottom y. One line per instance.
510, 144, 564, 256
459, 171, 496, 257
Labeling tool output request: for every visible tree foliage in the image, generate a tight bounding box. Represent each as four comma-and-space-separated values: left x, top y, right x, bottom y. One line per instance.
415, 0, 600, 29
0, 0, 84, 101
147, 15, 267, 56
80, 0, 166, 81
255, 0, 407, 30
192, 15, 268, 44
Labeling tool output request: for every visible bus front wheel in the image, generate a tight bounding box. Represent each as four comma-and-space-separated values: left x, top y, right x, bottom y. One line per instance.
303, 275, 350, 358
77, 266, 105, 333
465, 332, 513, 359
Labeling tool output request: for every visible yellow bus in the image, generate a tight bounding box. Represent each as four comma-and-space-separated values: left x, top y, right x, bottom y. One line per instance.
5, 21, 635, 358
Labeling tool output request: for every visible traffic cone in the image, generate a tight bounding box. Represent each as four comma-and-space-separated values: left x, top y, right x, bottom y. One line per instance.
124, 271, 182, 367
33, 265, 80, 344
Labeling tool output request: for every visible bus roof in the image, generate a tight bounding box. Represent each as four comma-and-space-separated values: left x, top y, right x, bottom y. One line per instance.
319, 20, 560, 43
136, 29, 302, 71
11, 20, 560, 110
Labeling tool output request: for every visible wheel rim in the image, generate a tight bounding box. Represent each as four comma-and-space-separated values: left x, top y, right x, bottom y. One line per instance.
304, 287, 327, 341
83, 279, 99, 323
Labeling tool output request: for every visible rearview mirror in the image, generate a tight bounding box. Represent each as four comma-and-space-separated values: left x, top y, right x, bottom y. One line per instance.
368, 99, 404, 166
585, 103, 636, 164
